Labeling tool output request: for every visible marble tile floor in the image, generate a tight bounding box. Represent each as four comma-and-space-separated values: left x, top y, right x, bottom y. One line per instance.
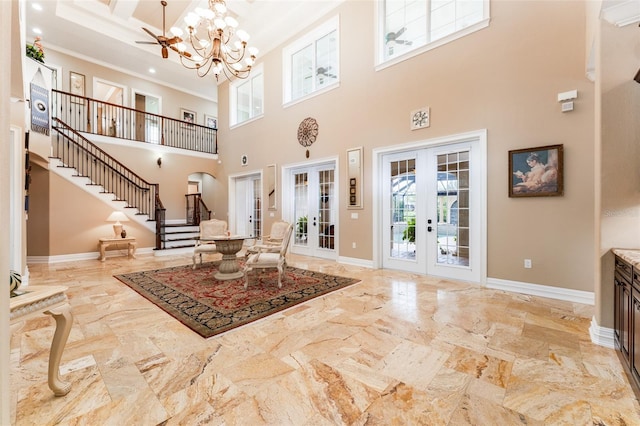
10, 252, 640, 425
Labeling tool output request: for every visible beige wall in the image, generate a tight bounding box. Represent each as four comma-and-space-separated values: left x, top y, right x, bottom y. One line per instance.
599, 20, 640, 327
217, 1, 596, 291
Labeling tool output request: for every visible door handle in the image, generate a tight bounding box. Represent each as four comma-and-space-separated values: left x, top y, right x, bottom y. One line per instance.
313, 217, 317, 227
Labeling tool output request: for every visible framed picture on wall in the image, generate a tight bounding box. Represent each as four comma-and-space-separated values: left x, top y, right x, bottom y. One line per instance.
508, 144, 563, 197
69, 71, 85, 102
204, 114, 217, 129
180, 108, 196, 128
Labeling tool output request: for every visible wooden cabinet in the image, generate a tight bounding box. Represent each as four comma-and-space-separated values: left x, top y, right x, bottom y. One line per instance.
614, 255, 640, 397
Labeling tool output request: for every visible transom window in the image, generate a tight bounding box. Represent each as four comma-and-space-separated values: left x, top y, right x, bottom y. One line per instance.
378, 0, 489, 67
230, 64, 264, 127
283, 16, 340, 105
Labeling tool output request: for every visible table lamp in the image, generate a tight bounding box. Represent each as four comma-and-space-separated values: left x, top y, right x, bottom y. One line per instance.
106, 211, 129, 238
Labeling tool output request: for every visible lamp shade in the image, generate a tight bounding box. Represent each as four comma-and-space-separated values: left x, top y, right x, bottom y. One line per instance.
106, 211, 129, 223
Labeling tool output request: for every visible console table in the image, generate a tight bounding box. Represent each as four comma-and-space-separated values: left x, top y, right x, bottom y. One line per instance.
10, 285, 73, 396
98, 236, 137, 261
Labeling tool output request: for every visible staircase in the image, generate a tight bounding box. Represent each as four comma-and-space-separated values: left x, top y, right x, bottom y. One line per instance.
52, 118, 163, 248
160, 222, 200, 249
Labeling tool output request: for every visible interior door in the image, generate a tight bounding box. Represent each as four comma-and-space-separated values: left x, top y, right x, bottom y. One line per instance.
290, 163, 337, 260
381, 140, 481, 282
134, 92, 161, 144
233, 175, 261, 239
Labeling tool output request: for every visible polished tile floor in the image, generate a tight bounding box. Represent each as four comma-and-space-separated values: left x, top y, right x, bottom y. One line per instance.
10, 252, 640, 425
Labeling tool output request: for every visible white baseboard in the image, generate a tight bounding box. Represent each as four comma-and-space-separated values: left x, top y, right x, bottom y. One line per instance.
486, 277, 594, 305
27, 247, 154, 264
589, 316, 615, 349
153, 246, 194, 257
337, 256, 375, 268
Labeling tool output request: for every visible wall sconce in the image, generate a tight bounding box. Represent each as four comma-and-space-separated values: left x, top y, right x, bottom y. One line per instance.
157, 157, 162, 168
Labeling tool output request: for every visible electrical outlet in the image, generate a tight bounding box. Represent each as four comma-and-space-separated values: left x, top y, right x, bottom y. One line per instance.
524, 259, 532, 269
352, 242, 357, 249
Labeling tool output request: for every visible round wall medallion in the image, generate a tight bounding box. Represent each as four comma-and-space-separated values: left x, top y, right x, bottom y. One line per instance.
297, 117, 318, 158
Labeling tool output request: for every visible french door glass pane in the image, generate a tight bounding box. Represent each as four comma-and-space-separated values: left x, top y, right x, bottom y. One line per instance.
294, 172, 309, 245
389, 158, 416, 259
436, 150, 469, 266
253, 178, 261, 239
318, 169, 335, 249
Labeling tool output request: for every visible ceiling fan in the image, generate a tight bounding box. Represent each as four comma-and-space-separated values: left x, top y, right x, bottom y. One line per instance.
136, 0, 190, 59
385, 27, 413, 46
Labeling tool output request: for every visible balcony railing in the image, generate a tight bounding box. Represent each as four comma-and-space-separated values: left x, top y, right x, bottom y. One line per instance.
53, 89, 217, 155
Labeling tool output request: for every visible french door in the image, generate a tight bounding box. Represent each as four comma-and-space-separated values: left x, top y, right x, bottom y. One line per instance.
289, 163, 337, 260
381, 139, 483, 282
232, 174, 261, 239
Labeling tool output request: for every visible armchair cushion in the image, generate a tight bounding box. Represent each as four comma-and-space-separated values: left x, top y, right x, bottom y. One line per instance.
192, 219, 228, 269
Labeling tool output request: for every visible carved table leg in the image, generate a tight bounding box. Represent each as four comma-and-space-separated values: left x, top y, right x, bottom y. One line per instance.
44, 303, 73, 396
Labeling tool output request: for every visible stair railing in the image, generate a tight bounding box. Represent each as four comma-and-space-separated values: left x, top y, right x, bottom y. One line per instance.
52, 118, 164, 249
185, 193, 212, 225
53, 89, 218, 155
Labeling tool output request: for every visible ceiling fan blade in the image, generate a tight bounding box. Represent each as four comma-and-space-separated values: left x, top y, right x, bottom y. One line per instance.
166, 36, 182, 45
170, 45, 191, 58
142, 27, 160, 42
136, 41, 158, 45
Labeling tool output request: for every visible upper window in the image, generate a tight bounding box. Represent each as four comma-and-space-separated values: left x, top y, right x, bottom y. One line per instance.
283, 16, 340, 105
230, 64, 264, 127
378, 0, 489, 67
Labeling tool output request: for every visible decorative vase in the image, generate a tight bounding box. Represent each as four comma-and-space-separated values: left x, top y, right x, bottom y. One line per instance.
9, 270, 22, 296
121, 229, 127, 238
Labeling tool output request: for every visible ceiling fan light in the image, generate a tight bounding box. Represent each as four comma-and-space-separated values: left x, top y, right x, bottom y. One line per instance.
248, 46, 259, 56
236, 30, 249, 42
170, 26, 184, 37
184, 13, 199, 27
214, 18, 226, 29
234, 40, 242, 50
214, 3, 226, 14
192, 54, 204, 62
245, 57, 254, 66
202, 9, 215, 20
225, 16, 238, 28
232, 62, 244, 71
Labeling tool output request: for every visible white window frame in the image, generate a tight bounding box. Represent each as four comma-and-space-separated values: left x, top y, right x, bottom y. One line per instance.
230, 63, 264, 128
282, 15, 340, 107
375, 0, 490, 72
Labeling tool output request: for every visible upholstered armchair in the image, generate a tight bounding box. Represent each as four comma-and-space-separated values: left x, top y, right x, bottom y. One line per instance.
245, 220, 291, 258
243, 223, 293, 288
192, 219, 228, 269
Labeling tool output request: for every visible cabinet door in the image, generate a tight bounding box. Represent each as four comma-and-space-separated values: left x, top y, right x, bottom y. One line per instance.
633, 291, 640, 382
623, 281, 632, 361
615, 272, 624, 347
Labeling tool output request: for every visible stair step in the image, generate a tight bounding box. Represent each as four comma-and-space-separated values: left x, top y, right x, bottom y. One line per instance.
162, 230, 199, 235
162, 236, 198, 242
154, 244, 196, 250
163, 222, 198, 228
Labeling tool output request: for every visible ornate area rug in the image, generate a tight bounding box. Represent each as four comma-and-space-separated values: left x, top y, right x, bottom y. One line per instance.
114, 261, 360, 338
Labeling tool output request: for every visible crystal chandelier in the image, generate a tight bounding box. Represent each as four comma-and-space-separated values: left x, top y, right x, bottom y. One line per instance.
170, 0, 258, 80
